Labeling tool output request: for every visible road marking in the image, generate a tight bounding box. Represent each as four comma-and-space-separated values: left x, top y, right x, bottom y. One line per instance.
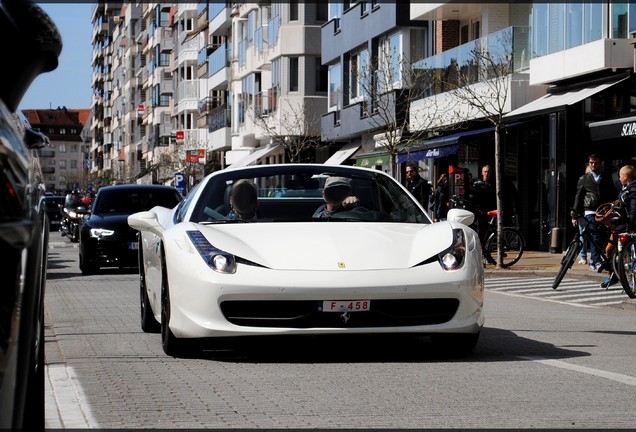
486, 277, 628, 308
518, 356, 636, 387
46, 365, 99, 428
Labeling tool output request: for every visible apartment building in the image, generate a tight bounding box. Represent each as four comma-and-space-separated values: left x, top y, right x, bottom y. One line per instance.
89, 2, 328, 193
23, 107, 91, 194
320, 1, 431, 178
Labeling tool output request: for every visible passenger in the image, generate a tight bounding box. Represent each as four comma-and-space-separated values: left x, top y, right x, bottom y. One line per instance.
227, 179, 258, 221
313, 176, 359, 219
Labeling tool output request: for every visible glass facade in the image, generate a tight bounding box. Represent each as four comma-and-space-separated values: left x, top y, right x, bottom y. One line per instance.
531, 2, 629, 60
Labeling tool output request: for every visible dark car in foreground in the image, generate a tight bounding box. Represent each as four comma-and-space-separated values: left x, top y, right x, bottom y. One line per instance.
41, 195, 65, 231
79, 184, 182, 275
0, 0, 62, 429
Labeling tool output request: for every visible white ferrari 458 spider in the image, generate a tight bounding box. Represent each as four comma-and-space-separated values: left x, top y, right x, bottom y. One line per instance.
128, 164, 484, 357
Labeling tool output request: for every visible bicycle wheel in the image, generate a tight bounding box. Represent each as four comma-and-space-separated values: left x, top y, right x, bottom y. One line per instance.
552, 238, 582, 290
616, 240, 636, 299
483, 227, 525, 268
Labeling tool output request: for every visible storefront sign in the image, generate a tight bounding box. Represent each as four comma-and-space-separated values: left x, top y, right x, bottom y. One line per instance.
621, 121, 636, 137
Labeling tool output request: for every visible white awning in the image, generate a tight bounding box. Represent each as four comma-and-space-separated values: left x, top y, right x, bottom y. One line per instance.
230, 144, 281, 168
504, 76, 629, 120
323, 142, 361, 166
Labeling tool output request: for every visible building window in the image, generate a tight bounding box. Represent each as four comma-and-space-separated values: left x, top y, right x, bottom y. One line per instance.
378, 31, 401, 92
71, 160, 78, 169
316, 2, 327, 21
59, 160, 66, 169
315, 56, 327, 92
289, 57, 299, 92
290, 0, 298, 21
329, 2, 343, 32
531, 3, 604, 59
349, 46, 369, 103
328, 62, 342, 112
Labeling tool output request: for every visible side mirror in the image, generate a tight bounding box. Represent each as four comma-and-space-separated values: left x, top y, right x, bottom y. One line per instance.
447, 208, 475, 226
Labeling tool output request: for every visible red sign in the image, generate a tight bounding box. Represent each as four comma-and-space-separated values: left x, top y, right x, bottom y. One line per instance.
185, 149, 206, 164
137, 104, 144, 115
175, 130, 184, 141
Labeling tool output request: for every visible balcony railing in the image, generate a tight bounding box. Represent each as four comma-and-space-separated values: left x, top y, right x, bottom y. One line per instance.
268, 15, 279, 47
413, 26, 529, 96
207, 107, 231, 132
209, 42, 229, 76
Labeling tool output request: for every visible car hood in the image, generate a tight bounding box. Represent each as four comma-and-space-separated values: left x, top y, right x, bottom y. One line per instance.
192, 222, 459, 271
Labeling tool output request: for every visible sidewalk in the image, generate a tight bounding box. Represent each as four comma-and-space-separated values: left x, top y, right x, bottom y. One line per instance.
484, 250, 606, 280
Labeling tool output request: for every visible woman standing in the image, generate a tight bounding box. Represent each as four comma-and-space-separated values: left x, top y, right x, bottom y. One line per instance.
432, 173, 449, 222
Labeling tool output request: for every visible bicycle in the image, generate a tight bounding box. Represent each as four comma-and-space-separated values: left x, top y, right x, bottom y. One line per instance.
480, 209, 525, 267
614, 232, 636, 298
552, 215, 616, 290
448, 195, 525, 268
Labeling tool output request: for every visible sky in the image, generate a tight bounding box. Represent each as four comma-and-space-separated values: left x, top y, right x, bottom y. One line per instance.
19, 3, 95, 111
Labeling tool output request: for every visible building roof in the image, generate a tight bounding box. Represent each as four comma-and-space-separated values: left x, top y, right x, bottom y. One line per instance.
21, 107, 91, 142
22, 107, 91, 128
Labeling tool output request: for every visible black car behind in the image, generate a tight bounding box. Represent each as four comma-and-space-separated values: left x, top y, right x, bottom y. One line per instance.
42, 195, 65, 231
79, 184, 182, 275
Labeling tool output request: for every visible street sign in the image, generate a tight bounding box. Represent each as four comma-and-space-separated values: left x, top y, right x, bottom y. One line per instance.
175, 172, 185, 195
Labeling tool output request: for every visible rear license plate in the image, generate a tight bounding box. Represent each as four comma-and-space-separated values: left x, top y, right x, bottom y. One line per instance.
322, 300, 370, 312
128, 242, 139, 250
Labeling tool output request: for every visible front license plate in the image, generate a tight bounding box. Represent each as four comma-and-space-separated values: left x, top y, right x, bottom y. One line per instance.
322, 300, 370, 312
128, 242, 139, 250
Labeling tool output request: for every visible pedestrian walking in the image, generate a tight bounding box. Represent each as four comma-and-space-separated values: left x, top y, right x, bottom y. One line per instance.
577, 165, 591, 265
570, 154, 617, 273
471, 165, 497, 239
432, 173, 449, 222
404, 162, 431, 211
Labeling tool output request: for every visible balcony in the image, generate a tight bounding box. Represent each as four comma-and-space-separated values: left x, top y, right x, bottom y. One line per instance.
413, 26, 529, 97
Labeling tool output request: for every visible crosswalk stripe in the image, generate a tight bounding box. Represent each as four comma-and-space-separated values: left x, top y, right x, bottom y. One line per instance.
486, 277, 629, 308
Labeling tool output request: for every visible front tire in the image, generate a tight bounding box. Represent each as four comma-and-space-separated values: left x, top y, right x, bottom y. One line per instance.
616, 240, 636, 299
139, 246, 160, 333
160, 247, 184, 357
552, 238, 582, 289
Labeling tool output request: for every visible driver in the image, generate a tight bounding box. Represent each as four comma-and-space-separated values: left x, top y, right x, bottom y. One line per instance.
313, 176, 359, 219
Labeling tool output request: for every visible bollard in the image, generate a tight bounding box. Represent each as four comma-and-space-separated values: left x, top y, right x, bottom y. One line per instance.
549, 227, 562, 254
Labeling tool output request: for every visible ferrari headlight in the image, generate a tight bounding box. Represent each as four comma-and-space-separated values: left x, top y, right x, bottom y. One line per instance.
90, 228, 115, 238
187, 230, 236, 274
438, 228, 466, 271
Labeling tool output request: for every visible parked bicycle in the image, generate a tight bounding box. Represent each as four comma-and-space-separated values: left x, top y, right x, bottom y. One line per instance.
552, 215, 616, 290
449, 195, 525, 267
615, 231, 636, 298
480, 209, 525, 267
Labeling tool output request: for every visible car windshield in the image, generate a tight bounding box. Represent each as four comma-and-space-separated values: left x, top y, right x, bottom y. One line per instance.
93, 188, 181, 214
190, 166, 430, 224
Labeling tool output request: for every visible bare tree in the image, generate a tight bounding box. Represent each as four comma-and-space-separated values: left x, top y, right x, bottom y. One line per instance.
437, 29, 516, 268
248, 92, 324, 163
352, 44, 456, 177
